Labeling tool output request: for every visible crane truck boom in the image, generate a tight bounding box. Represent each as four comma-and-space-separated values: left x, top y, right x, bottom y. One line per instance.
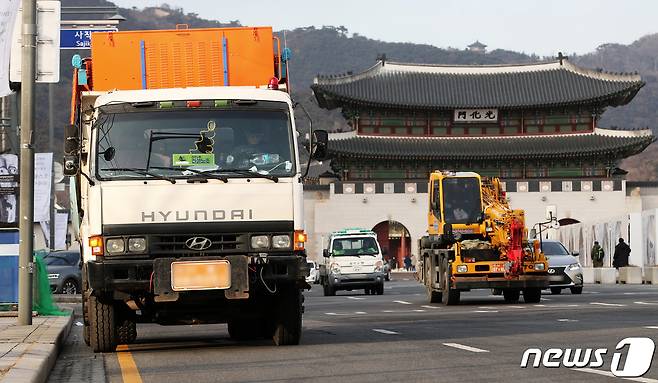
64, 26, 328, 352
418, 171, 550, 305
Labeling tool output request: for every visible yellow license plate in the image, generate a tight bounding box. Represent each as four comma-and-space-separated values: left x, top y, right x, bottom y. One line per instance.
171, 260, 231, 291
491, 263, 505, 273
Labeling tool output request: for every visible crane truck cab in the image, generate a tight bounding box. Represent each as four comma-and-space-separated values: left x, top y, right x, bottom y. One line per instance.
418, 171, 550, 305
320, 229, 385, 296
64, 26, 328, 352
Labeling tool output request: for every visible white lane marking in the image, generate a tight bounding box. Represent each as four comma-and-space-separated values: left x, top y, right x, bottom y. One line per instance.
421, 305, 440, 309
393, 300, 413, 305
624, 292, 655, 295
354, 311, 367, 314
582, 291, 600, 294
635, 301, 658, 305
644, 326, 658, 329
540, 298, 552, 301
557, 318, 579, 322
506, 306, 525, 309
373, 329, 399, 335
478, 306, 496, 309
325, 312, 367, 316
443, 343, 489, 353
346, 296, 365, 300
413, 309, 426, 312
572, 367, 658, 382
590, 302, 626, 307
533, 304, 546, 307
472, 310, 499, 313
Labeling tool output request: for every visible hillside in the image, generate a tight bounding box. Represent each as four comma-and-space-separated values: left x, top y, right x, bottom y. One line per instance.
32, 1, 658, 180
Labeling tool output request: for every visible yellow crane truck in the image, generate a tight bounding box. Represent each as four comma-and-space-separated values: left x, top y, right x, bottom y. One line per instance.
418, 171, 550, 305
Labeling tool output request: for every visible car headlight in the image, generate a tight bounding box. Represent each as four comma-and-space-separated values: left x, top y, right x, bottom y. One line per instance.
567, 263, 581, 271
272, 235, 291, 249
106, 238, 125, 255
456, 265, 468, 273
251, 235, 270, 249
374, 260, 383, 272
534, 262, 546, 271
48, 273, 60, 279
128, 237, 147, 253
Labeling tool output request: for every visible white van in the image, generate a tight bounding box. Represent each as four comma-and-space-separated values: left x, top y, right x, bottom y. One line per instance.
320, 229, 385, 296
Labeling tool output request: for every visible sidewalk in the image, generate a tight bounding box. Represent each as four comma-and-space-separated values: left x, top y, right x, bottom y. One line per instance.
0, 312, 73, 383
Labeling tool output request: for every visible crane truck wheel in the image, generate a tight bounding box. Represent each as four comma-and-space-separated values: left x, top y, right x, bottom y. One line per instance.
503, 289, 520, 303
427, 287, 442, 303
523, 288, 542, 303
88, 296, 117, 353
81, 270, 90, 346
272, 287, 302, 346
441, 260, 460, 305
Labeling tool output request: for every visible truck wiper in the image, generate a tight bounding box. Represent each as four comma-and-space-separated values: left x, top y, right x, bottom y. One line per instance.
213, 169, 279, 183
100, 167, 177, 184
150, 166, 228, 183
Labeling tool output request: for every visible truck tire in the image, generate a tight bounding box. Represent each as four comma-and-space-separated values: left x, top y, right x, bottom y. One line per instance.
116, 319, 137, 344
88, 296, 117, 353
503, 289, 520, 303
272, 288, 302, 346
441, 260, 460, 305
523, 288, 542, 303
323, 283, 335, 297
427, 287, 442, 303
228, 319, 261, 341
81, 271, 90, 346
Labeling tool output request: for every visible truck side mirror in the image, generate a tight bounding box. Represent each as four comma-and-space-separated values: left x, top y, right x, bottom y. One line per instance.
529, 229, 537, 239
63, 156, 79, 176
311, 130, 329, 160
323, 249, 330, 257
478, 211, 486, 223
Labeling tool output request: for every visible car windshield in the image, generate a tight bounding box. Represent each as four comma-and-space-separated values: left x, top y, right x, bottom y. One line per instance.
95, 103, 295, 180
44, 256, 71, 266
442, 177, 482, 224
541, 241, 570, 256
332, 237, 380, 256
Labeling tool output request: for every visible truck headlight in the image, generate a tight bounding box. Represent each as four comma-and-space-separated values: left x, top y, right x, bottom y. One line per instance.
251, 235, 270, 249
534, 263, 546, 271
128, 237, 147, 253
106, 238, 125, 255
456, 265, 468, 273
330, 263, 341, 274
272, 235, 291, 249
567, 263, 581, 271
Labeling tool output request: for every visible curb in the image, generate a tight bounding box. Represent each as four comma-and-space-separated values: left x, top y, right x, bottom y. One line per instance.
1, 313, 73, 383
52, 294, 81, 304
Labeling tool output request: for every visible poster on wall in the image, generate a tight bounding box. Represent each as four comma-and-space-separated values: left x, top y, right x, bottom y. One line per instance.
0, 153, 18, 224
33, 152, 53, 222
0, 0, 20, 97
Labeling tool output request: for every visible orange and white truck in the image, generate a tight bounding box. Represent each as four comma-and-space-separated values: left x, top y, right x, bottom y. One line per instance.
64, 26, 328, 352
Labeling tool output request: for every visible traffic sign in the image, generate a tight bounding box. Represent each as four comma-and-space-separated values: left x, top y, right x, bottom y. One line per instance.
60, 28, 117, 50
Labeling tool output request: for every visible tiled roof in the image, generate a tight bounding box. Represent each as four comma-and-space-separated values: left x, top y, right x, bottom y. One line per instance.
312, 60, 644, 110
327, 128, 655, 160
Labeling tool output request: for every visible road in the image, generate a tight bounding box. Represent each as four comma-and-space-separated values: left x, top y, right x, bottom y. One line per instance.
49, 277, 658, 383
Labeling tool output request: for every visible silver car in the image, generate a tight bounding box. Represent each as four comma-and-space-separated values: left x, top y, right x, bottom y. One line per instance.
541, 239, 583, 294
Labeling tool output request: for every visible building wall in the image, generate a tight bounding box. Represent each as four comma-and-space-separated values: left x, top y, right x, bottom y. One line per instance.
304, 180, 628, 263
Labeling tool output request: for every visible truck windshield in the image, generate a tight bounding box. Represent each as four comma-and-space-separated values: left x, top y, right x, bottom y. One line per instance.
95, 107, 295, 180
442, 177, 482, 224
332, 237, 380, 256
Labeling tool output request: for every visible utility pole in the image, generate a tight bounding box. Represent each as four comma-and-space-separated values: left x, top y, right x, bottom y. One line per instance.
48, 84, 55, 250
18, 0, 36, 325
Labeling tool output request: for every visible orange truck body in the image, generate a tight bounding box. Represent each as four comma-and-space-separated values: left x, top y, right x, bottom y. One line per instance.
89, 26, 279, 91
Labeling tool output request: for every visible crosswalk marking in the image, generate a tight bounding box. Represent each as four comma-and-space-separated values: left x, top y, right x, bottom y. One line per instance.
393, 300, 412, 305
443, 343, 489, 353
372, 329, 399, 335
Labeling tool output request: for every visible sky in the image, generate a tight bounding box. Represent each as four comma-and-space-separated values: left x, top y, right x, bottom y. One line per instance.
109, 0, 658, 57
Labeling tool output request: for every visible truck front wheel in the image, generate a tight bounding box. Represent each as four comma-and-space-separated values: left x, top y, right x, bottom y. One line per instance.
441, 260, 460, 305
523, 288, 542, 303
89, 296, 117, 353
272, 288, 302, 346
81, 271, 90, 346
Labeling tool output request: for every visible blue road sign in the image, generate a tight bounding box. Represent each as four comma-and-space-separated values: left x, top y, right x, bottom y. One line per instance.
60, 28, 117, 50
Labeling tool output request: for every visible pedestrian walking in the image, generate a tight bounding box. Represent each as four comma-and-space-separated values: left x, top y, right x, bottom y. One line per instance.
612, 238, 631, 269
591, 241, 605, 268
404, 254, 412, 271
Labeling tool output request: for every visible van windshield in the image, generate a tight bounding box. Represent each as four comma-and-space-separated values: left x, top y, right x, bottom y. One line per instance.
332, 237, 380, 256
95, 104, 295, 180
